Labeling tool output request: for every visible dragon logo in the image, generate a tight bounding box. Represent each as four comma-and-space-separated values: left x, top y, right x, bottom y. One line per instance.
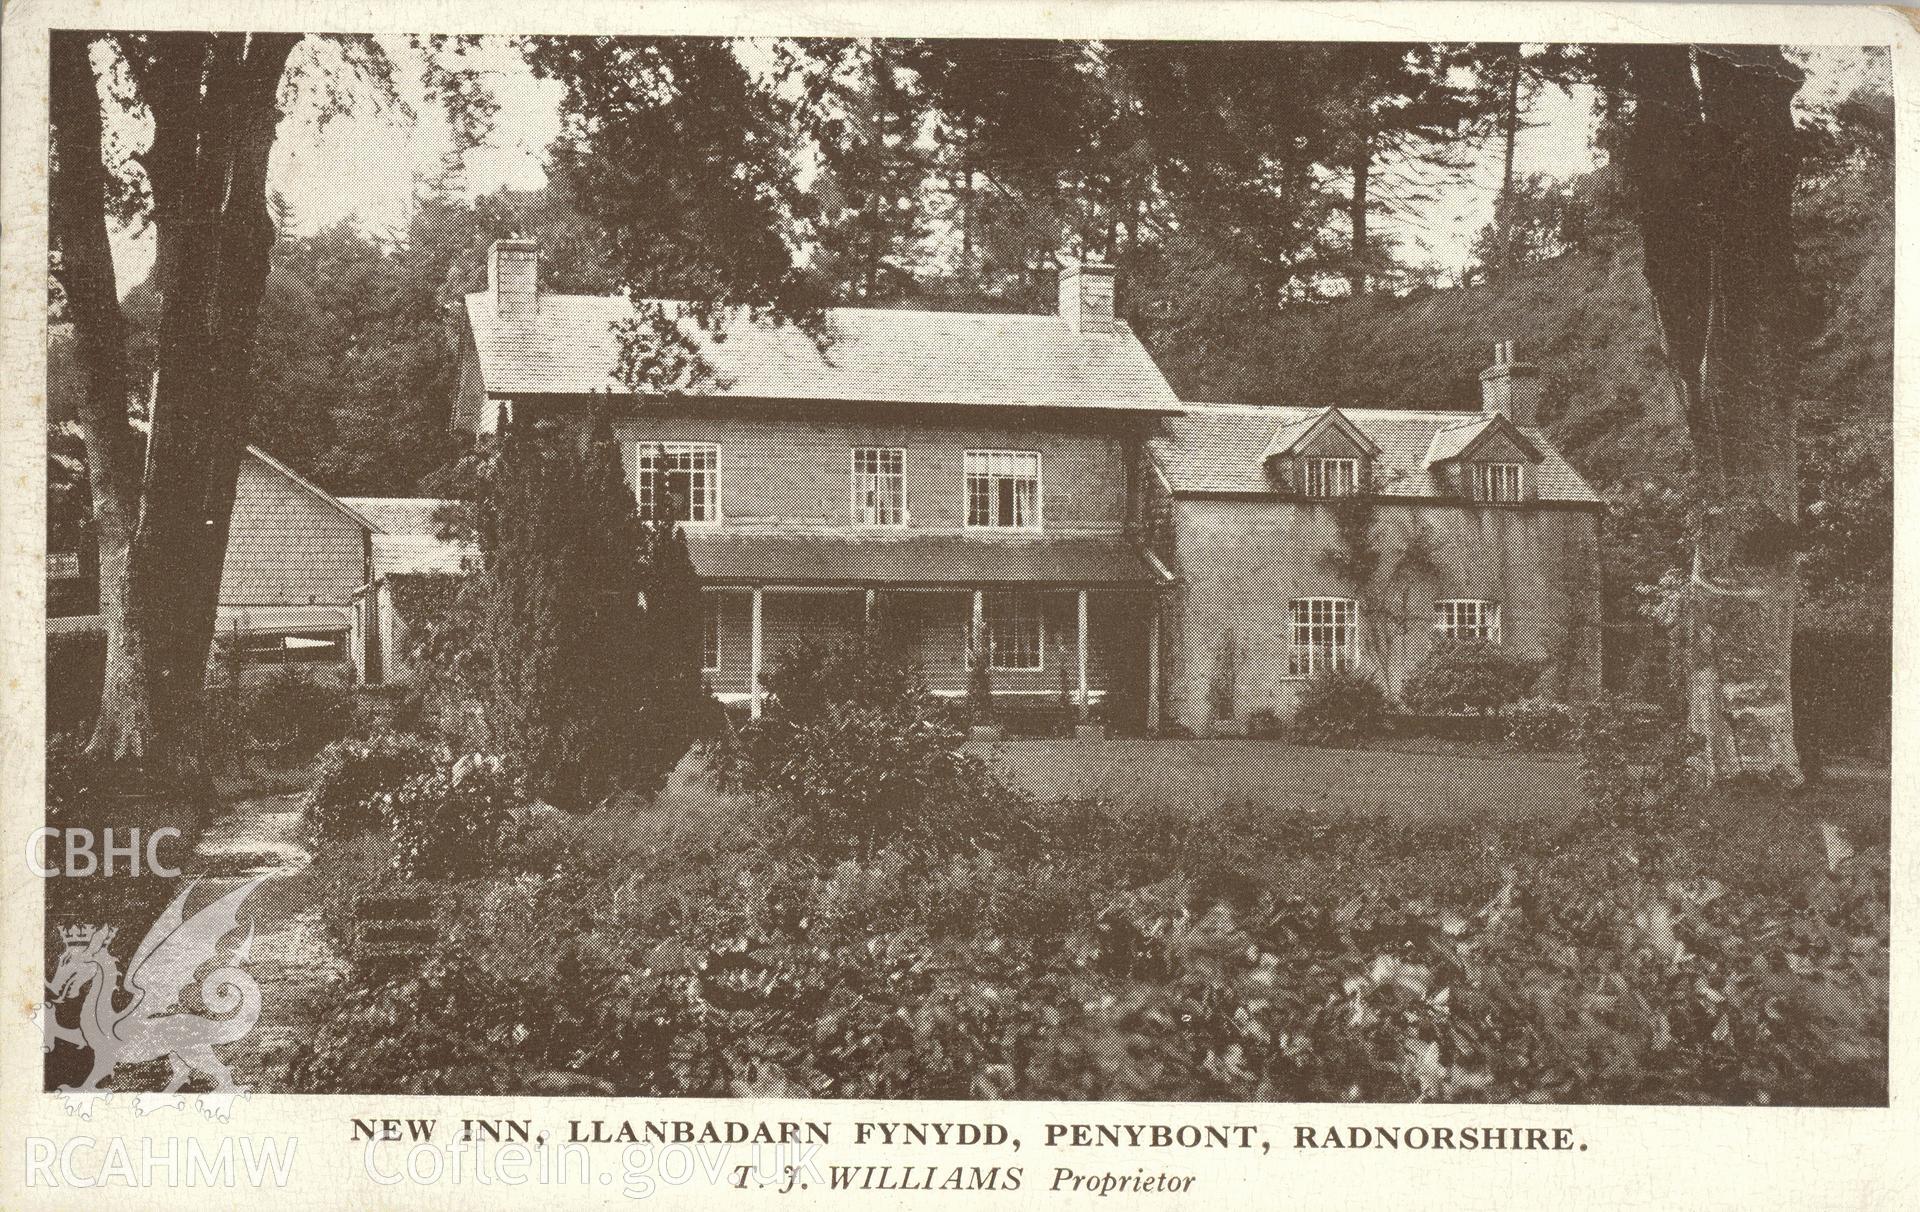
44, 876, 269, 1094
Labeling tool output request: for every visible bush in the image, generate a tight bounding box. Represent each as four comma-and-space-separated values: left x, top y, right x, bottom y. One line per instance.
468, 411, 703, 812
381, 752, 527, 880
762, 634, 925, 724
710, 635, 1029, 854
291, 791, 1889, 1104
1400, 639, 1544, 715
1576, 696, 1700, 829
1291, 668, 1392, 747
305, 732, 439, 847
241, 667, 354, 757
1504, 697, 1575, 752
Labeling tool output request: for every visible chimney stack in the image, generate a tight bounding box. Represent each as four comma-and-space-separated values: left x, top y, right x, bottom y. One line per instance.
1479, 340, 1541, 425
488, 238, 539, 317
1058, 258, 1116, 335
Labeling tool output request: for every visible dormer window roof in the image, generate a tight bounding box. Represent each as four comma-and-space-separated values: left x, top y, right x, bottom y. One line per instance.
1422, 412, 1542, 468
1260, 406, 1382, 463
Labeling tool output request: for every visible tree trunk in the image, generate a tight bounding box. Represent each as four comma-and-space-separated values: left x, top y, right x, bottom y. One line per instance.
1620, 45, 1805, 784
1347, 142, 1371, 296
51, 34, 150, 758
1500, 52, 1521, 204
65, 33, 302, 781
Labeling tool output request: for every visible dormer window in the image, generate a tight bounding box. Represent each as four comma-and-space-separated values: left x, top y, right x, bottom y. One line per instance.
1474, 462, 1524, 503
1303, 457, 1360, 498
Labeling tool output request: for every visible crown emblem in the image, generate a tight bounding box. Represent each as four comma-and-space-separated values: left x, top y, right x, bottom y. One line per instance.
59, 924, 114, 948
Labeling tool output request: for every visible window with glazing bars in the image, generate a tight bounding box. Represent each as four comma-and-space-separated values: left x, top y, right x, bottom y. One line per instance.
632, 442, 719, 522
964, 450, 1041, 529
1288, 597, 1358, 676
1473, 461, 1523, 503
969, 592, 1044, 671
1302, 456, 1360, 498
1435, 599, 1502, 642
851, 447, 906, 526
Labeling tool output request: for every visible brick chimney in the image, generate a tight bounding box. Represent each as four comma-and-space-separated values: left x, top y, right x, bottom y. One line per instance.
488, 238, 539, 317
1058, 258, 1116, 335
1479, 340, 1541, 425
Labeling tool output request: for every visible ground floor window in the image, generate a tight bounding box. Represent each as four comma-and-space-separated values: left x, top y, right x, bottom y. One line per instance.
701, 593, 722, 672
971, 592, 1045, 671
1287, 597, 1357, 676
1435, 599, 1502, 642
238, 629, 347, 665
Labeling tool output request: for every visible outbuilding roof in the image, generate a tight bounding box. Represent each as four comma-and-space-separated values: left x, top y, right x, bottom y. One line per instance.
463, 294, 1183, 412
1149, 403, 1601, 504
685, 532, 1168, 588
340, 497, 479, 577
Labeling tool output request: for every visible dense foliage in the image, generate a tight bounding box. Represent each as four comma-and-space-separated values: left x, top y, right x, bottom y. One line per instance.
380, 751, 526, 881
1575, 696, 1701, 831
1503, 697, 1575, 753
1290, 668, 1393, 747
231, 668, 355, 758
709, 634, 1024, 854
464, 410, 703, 810
289, 773, 1887, 1103
1401, 639, 1545, 715
305, 732, 439, 846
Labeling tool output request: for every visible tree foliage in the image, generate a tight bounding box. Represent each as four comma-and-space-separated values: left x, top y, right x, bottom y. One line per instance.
467, 409, 698, 811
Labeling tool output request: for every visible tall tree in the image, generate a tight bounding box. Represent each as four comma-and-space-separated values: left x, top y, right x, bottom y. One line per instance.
524, 35, 827, 388
50, 32, 492, 780
1606, 45, 1807, 783
787, 39, 935, 301
51, 31, 302, 777
1321, 44, 1487, 296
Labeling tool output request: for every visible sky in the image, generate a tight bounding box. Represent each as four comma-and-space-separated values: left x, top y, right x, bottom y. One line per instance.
105, 40, 1882, 294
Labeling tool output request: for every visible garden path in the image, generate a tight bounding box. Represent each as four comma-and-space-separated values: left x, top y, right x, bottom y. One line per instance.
183, 790, 343, 1090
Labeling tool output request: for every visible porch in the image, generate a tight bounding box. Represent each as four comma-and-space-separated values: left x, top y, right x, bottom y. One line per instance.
684, 531, 1170, 728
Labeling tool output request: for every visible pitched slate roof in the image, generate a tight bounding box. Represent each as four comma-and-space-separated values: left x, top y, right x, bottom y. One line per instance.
245, 446, 379, 532
463, 294, 1182, 411
685, 532, 1167, 587
1148, 403, 1602, 504
340, 497, 479, 577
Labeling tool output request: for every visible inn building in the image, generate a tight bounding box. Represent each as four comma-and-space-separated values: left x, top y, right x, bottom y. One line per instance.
454, 240, 1603, 733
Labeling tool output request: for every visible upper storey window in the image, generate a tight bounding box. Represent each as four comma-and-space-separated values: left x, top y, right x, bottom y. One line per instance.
633, 442, 719, 523
1302, 456, 1360, 498
1473, 461, 1524, 503
852, 447, 906, 527
965, 450, 1041, 530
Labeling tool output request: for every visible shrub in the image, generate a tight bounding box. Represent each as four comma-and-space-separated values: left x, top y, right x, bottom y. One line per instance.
291, 795, 1889, 1104
1247, 708, 1283, 739
1291, 668, 1391, 747
762, 633, 925, 724
710, 634, 1029, 854
1576, 696, 1700, 828
1504, 697, 1575, 752
381, 752, 526, 880
468, 410, 703, 812
1400, 639, 1544, 715
241, 667, 354, 757
305, 732, 438, 847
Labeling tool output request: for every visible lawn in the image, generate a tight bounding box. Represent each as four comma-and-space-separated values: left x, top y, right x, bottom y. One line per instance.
975, 737, 1580, 821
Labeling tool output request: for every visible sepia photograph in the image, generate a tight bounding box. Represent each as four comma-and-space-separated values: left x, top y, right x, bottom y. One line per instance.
26, 14, 1894, 1126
